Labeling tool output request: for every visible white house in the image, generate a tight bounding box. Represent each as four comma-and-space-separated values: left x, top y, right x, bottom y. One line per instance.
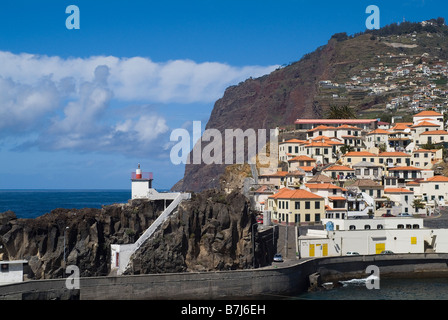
419, 175, 448, 207
384, 187, 415, 216
0, 260, 28, 285
298, 218, 435, 258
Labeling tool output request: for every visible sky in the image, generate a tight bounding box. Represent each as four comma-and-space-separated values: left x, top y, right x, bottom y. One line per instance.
0, 0, 446, 190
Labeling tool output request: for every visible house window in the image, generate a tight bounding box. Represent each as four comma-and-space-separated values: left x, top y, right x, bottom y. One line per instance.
436, 185, 439, 190
315, 201, 320, 209
377, 224, 384, 229
315, 214, 321, 222
295, 201, 300, 210
305, 214, 311, 221
347, 158, 351, 163
364, 225, 371, 230
295, 214, 300, 223
305, 201, 310, 209
0, 264, 8, 272
349, 225, 356, 230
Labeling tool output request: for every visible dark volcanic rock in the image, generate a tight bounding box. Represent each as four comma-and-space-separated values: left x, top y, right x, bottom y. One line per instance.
126, 190, 265, 274
0, 200, 165, 279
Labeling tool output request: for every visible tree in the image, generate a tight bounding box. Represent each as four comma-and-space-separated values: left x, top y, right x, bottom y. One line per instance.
340, 144, 354, 154
412, 199, 425, 214
326, 105, 357, 119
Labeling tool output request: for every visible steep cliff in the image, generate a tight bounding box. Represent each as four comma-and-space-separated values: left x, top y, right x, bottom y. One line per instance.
0, 200, 165, 279
0, 190, 268, 279
173, 21, 448, 192
125, 190, 271, 274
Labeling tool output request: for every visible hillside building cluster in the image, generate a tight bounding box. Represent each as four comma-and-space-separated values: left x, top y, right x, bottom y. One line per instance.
252, 110, 448, 258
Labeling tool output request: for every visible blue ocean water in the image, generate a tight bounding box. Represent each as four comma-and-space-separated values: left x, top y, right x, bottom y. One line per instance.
0, 189, 132, 219
295, 276, 448, 300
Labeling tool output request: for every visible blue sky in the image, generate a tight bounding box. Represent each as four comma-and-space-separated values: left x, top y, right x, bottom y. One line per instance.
0, 0, 445, 190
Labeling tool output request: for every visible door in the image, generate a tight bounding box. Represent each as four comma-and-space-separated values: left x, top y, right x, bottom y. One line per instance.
375, 243, 385, 254
322, 243, 328, 256
309, 244, 315, 257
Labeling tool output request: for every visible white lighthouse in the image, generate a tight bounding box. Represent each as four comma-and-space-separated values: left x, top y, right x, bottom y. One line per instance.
131, 163, 154, 199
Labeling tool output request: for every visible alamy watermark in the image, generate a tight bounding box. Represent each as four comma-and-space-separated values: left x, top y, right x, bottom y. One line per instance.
365, 265, 380, 289
169, 121, 278, 167
65, 265, 80, 290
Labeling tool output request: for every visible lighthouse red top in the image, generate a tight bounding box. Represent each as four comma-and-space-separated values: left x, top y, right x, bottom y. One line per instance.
131, 164, 153, 180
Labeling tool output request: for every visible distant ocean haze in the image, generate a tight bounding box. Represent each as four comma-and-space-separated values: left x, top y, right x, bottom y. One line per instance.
0, 189, 134, 219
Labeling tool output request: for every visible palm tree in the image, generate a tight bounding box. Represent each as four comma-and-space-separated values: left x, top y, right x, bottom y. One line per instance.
326, 105, 357, 119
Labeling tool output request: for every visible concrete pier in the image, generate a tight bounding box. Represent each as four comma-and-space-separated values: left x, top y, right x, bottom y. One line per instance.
1, 253, 448, 300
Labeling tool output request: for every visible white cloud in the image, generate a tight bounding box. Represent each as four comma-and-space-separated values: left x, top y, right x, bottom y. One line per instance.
0, 51, 278, 156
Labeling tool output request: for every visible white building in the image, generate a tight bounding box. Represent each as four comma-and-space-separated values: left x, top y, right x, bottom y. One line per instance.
0, 260, 28, 285
298, 218, 448, 258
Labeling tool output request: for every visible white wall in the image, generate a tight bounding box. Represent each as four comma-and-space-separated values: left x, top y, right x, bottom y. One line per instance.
132, 180, 151, 199
0, 262, 25, 285
299, 226, 429, 258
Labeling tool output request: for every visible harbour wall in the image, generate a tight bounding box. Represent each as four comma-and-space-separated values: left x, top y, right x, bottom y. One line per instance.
1, 253, 448, 300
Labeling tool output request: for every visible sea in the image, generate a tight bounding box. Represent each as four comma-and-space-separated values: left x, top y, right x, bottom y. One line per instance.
294, 276, 448, 300
0, 189, 132, 219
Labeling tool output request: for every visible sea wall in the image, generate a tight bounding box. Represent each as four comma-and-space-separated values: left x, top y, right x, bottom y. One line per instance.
1, 253, 448, 300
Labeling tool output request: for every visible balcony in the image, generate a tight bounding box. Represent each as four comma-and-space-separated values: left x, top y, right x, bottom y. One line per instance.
131, 172, 153, 180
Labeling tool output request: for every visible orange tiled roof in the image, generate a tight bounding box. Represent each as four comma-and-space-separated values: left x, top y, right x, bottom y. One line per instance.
323, 165, 354, 171
268, 188, 323, 200
305, 142, 332, 147
384, 188, 413, 193
307, 125, 335, 132
306, 183, 342, 189
420, 130, 448, 135
414, 110, 443, 117
411, 121, 439, 128
343, 151, 376, 157
378, 151, 410, 157
388, 166, 421, 171
367, 128, 389, 135
424, 175, 448, 182
288, 155, 316, 162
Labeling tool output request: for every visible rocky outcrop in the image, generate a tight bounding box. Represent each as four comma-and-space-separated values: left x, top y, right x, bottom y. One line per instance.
0, 191, 271, 279
0, 200, 165, 279
125, 190, 269, 274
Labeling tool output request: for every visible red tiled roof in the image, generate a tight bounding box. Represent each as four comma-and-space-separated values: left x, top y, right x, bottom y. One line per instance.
343, 151, 376, 157
268, 188, 323, 200
288, 155, 316, 162
324, 165, 354, 171
388, 166, 421, 171
424, 175, 448, 182
378, 151, 410, 157
411, 121, 439, 128
420, 130, 448, 135
384, 188, 413, 193
413, 110, 443, 117
306, 183, 342, 189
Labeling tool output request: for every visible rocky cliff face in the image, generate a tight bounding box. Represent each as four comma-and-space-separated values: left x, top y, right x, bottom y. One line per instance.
0, 190, 268, 279
171, 39, 337, 192
0, 200, 165, 279
125, 190, 269, 274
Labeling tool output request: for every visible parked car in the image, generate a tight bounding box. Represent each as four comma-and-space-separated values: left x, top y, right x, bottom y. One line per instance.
346, 251, 360, 256
380, 250, 394, 254
381, 213, 394, 217
398, 213, 412, 217
273, 253, 283, 262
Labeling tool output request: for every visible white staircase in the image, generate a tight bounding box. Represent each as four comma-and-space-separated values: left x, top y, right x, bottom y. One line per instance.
111, 192, 191, 275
